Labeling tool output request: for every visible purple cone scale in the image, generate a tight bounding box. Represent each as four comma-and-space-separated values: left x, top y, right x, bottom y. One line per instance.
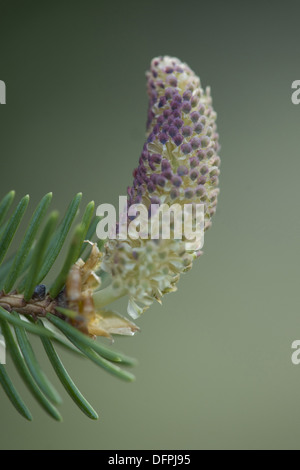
102, 56, 221, 318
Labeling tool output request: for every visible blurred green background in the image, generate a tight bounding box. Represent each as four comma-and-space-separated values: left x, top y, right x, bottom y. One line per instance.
0, 0, 300, 450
